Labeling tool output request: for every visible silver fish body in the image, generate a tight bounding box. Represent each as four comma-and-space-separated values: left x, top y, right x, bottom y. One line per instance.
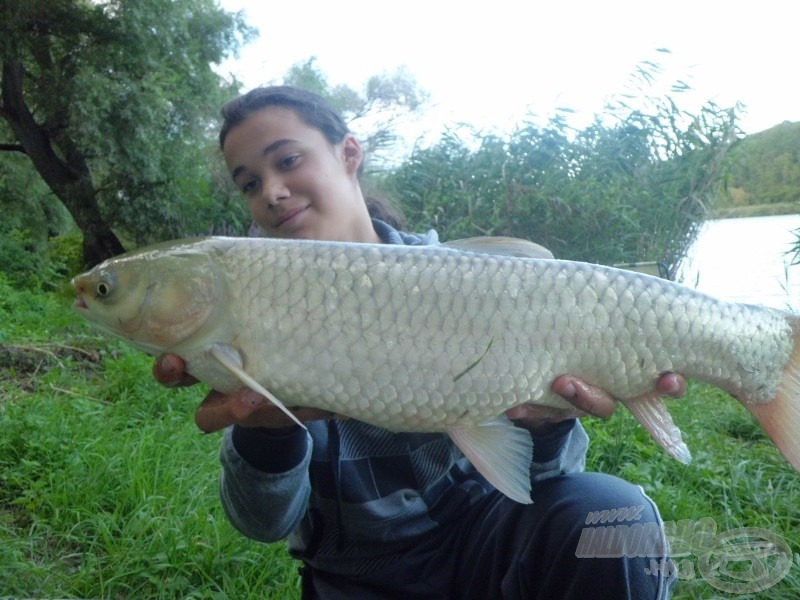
72, 237, 800, 503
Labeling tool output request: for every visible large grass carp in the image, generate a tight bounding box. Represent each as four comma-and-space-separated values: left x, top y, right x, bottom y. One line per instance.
72, 236, 800, 504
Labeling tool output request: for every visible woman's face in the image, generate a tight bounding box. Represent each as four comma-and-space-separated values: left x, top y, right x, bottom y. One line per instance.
223, 106, 379, 243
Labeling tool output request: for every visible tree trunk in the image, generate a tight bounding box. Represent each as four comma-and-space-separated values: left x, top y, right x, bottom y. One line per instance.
1, 59, 125, 266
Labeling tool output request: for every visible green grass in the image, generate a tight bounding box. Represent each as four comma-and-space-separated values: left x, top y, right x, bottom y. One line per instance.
1, 276, 798, 598
0, 278, 299, 599
583, 388, 800, 599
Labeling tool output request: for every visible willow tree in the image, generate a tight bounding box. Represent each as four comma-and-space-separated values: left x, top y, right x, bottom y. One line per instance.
0, 0, 252, 265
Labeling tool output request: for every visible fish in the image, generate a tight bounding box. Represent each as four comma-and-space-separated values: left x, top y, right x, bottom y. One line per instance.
71, 236, 800, 504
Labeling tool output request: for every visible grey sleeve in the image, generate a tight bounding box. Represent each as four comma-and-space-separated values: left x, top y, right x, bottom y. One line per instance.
529, 419, 588, 483
218, 427, 312, 543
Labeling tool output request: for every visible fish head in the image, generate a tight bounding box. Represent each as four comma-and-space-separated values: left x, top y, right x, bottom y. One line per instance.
72, 243, 222, 354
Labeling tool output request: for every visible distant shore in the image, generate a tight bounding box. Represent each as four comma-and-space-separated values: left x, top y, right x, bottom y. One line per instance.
710, 202, 800, 219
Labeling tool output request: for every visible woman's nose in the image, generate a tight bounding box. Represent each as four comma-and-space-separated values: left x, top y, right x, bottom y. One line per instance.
261, 178, 290, 206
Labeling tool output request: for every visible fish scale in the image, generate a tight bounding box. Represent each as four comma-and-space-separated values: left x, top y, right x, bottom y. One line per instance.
229, 240, 784, 426
72, 236, 800, 504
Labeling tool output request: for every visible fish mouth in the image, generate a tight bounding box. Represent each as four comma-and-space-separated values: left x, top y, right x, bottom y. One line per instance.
71, 277, 89, 311
275, 205, 309, 229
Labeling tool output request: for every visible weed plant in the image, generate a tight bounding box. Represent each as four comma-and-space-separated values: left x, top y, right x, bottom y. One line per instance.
1, 277, 798, 598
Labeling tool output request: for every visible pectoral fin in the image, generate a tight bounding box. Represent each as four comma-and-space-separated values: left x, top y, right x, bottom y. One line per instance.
621, 394, 691, 464
448, 417, 534, 504
209, 343, 306, 430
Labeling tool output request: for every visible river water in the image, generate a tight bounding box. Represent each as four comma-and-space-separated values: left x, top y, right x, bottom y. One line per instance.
678, 214, 800, 313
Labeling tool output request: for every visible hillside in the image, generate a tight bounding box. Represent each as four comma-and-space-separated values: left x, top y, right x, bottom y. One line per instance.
715, 120, 800, 217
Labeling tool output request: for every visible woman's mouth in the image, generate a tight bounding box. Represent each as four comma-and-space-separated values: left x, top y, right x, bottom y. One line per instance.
275, 205, 309, 228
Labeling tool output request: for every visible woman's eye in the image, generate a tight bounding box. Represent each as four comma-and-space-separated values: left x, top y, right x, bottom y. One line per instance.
279, 154, 300, 169
241, 180, 258, 194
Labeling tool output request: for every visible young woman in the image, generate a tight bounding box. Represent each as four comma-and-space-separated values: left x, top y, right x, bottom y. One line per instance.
154, 86, 684, 599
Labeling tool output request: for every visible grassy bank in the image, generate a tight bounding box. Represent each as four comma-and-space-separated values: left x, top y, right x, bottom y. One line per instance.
709, 202, 800, 219
1, 278, 798, 598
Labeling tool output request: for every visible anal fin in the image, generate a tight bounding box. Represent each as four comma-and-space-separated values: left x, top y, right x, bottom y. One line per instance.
210, 344, 306, 430
621, 394, 691, 464
448, 417, 534, 504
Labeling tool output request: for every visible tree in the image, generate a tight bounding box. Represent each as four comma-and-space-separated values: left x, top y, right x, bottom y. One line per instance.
0, 0, 253, 266
282, 57, 428, 170
721, 120, 800, 211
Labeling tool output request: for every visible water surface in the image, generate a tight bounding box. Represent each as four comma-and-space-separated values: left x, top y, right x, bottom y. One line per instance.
679, 214, 800, 312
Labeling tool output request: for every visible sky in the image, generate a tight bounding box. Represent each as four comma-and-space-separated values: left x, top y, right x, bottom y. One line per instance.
216, 0, 800, 147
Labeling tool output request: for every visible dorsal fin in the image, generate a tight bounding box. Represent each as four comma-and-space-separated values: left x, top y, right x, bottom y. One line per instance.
441, 237, 554, 259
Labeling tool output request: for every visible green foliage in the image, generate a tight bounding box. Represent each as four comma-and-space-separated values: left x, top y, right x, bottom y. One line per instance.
60, 0, 253, 242
382, 72, 737, 270
0, 0, 255, 263
0, 285, 299, 599
720, 120, 800, 213
0, 229, 47, 289
0, 147, 72, 234
738, 125, 800, 262
0, 272, 77, 340
282, 57, 428, 170
0, 228, 84, 292
0, 368, 299, 598
47, 230, 85, 287
0, 167, 84, 294
281, 57, 331, 97
0, 124, 87, 286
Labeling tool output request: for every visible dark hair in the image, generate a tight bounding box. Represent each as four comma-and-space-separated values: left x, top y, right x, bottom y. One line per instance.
365, 194, 406, 230
219, 86, 349, 149
219, 85, 406, 229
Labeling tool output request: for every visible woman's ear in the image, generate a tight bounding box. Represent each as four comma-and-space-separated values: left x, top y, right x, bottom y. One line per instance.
341, 134, 363, 175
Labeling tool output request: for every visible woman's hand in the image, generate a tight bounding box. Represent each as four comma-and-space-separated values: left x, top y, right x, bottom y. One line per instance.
506, 372, 687, 435
153, 354, 337, 433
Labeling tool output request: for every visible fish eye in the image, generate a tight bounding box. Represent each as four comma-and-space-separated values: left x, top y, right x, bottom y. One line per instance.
96, 275, 115, 298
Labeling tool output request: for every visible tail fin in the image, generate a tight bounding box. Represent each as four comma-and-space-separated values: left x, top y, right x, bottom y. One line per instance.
745, 320, 800, 471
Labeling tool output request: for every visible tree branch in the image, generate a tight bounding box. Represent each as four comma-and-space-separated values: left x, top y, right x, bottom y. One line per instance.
1, 58, 125, 265
1, 59, 82, 186
0, 143, 26, 154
